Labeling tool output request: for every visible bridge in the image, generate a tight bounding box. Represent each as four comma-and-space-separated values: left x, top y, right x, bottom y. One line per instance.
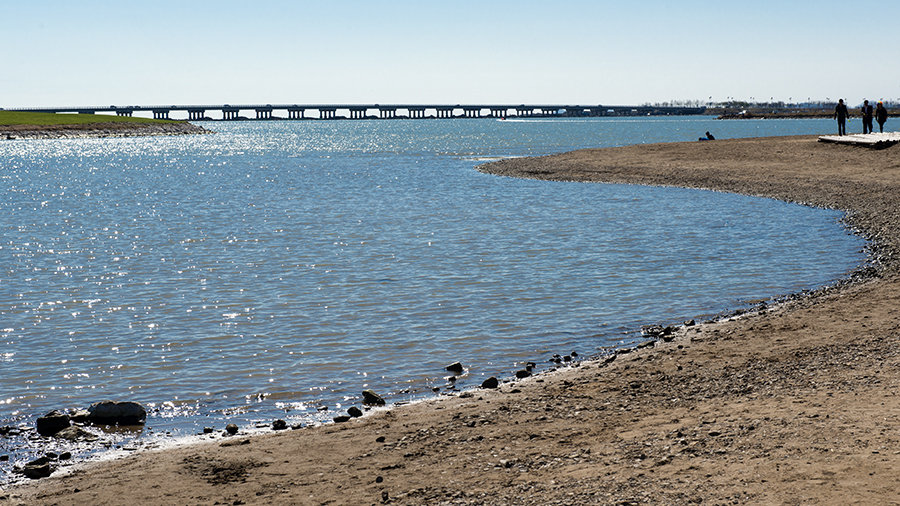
3, 104, 706, 121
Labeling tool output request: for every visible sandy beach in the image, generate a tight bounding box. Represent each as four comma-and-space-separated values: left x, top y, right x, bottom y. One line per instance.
3, 135, 899, 505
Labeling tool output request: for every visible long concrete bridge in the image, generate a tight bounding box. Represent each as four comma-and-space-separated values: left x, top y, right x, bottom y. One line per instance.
4, 104, 706, 121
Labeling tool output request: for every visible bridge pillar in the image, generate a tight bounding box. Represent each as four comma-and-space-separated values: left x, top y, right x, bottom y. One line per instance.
255, 108, 273, 119
152, 109, 170, 120
349, 108, 367, 119
188, 109, 205, 120
116, 110, 134, 117
319, 108, 336, 119
222, 109, 240, 120
463, 108, 481, 118
379, 108, 396, 119
435, 107, 454, 118
287, 108, 305, 119
407, 107, 426, 119
515, 107, 532, 117
490, 108, 508, 118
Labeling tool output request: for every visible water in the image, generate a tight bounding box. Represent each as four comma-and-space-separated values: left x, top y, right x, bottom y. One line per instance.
0, 117, 865, 474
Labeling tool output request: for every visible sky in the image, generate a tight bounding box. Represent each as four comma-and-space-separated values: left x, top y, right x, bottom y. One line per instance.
2, 0, 898, 108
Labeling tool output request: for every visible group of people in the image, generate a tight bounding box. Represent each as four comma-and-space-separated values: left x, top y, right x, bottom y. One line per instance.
833, 98, 889, 135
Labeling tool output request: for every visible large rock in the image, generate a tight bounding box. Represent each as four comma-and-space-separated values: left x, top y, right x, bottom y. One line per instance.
361, 390, 385, 406
87, 401, 147, 425
54, 426, 99, 442
481, 376, 499, 389
22, 457, 54, 479
69, 409, 91, 423
36, 410, 71, 436
445, 362, 464, 375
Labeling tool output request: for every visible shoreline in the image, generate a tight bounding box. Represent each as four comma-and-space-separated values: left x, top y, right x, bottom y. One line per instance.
3, 135, 899, 504
0, 121, 210, 140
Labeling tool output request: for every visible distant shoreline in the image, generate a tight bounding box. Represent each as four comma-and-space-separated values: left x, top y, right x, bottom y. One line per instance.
1, 121, 210, 140
712, 108, 899, 120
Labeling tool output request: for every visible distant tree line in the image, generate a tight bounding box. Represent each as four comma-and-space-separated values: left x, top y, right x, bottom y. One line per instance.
644, 99, 899, 109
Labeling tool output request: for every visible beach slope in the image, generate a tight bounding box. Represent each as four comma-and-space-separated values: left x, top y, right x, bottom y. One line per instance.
3, 135, 899, 505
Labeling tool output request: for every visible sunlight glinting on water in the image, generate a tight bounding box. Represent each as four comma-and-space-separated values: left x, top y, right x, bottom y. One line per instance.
0, 118, 864, 449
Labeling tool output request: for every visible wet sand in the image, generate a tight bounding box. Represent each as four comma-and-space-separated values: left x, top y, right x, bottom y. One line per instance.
3, 135, 900, 505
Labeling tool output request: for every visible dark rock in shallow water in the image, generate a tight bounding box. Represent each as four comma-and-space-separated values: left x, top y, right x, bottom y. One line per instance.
272, 419, 288, 431
36, 410, 71, 436
362, 389, 386, 406
481, 376, 499, 389
69, 409, 91, 423
54, 426, 99, 442
87, 400, 146, 425
333, 415, 352, 423
642, 324, 675, 339
445, 361, 464, 375
642, 324, 664, 337
347, 406, 363, 418
515, 369, 532, 379
22, 457, 54, 479
225, 423, 239, 435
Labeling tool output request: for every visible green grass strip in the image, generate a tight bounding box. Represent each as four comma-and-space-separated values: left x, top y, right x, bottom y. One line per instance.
0, 111, 176, 126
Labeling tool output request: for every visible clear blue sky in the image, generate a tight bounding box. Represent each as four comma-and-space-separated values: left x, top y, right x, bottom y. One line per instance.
2, 0, 897, 107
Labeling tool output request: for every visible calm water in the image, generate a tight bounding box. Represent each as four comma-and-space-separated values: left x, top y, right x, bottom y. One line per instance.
0, 117, 865, 472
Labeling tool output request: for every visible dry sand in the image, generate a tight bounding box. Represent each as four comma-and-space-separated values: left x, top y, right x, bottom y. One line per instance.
3, 135, 899, 505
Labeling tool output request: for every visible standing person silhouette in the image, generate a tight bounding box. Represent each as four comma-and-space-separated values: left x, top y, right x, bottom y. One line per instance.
861, 99, 874, 134
833, 99, 850, 136
875, 101, 888, 133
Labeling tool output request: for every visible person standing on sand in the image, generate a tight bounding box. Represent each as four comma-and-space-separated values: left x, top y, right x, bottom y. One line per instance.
875, 101, 888, 133
834, 99, 850, 136
861, 99, 874, 134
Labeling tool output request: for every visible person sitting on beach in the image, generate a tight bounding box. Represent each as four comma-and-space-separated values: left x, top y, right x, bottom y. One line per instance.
699, 131, 715, 141
875, 101, 888, 133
